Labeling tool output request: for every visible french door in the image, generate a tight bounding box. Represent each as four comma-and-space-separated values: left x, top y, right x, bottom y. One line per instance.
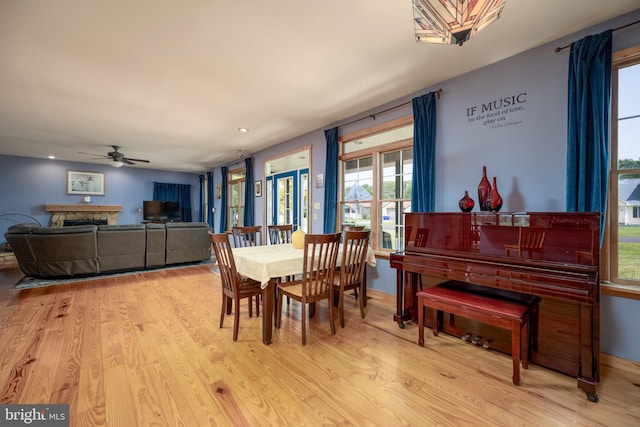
266, 168, 308, 232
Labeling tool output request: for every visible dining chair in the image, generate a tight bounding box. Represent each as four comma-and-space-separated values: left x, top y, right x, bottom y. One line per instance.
209, 232, 262, 341
232, 225, 262, 247
332, 230, 370, 327
276, 232, 341, 345
341, 225, 365, 232
268, 224, 293, 244
505, 227, 546, 260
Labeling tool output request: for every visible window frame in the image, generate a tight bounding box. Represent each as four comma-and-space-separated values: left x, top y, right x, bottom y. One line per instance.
339, 115, 414, 256
602, 44, 640, 300
227, 167, 246, 230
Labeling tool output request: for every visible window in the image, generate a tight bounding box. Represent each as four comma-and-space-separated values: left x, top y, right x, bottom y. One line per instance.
228, 168, 245, 229
340, 116, 413, 252
606, 45, 640, 293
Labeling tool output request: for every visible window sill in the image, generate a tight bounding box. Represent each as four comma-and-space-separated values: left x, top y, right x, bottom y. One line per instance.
601, 282, 640, 300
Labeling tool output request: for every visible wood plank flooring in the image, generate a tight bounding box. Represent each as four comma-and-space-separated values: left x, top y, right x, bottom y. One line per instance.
0, 265, 639, 426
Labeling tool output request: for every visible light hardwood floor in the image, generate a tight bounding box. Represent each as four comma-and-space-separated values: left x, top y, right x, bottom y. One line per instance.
0, 265, 639, 426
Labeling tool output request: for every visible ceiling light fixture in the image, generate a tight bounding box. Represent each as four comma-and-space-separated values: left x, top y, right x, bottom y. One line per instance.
110, 161, 124, 168
413, 0, 506, 46
237, 127, 249, 133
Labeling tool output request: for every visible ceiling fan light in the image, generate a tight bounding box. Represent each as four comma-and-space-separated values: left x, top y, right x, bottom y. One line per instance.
111, 161, 124, 168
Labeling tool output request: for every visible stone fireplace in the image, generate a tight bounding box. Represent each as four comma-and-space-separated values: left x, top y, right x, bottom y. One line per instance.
45, 204, 122, 227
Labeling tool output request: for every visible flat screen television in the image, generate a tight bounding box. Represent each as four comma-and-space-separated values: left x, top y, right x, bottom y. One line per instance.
143, 200, 181, 221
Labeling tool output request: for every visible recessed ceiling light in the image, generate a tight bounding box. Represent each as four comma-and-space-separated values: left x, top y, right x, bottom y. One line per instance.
237, 127, 249, 133
48, 155, 55, 159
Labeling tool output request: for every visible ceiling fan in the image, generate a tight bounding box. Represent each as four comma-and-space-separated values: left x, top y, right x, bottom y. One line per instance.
79, 145, 151, 167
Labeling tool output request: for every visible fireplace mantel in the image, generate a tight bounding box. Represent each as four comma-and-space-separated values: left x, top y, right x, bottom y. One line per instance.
45, 204, 122, 212
45, 204, 122, 227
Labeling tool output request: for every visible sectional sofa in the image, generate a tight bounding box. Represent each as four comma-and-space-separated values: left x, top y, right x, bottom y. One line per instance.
5, 221, 212, 278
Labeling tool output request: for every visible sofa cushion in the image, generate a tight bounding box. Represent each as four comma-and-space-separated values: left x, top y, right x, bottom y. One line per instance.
4, 223, 40, 276
97, 225, 146, 273
145, 223, 167, 268
165, 222, 212, 264
29, 226, 99, 277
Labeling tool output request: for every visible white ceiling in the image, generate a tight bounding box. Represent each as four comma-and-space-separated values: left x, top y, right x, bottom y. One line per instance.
0, 1, 638, 172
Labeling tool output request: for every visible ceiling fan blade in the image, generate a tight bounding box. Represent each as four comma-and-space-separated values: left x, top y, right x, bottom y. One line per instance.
122, 159, 136, 165
123, 157, 150, 163
78, 151, 109, 158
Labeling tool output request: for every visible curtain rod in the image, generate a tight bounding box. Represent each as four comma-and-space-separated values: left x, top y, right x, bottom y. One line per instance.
338, 88, 442, 129
555, 19, 640, 52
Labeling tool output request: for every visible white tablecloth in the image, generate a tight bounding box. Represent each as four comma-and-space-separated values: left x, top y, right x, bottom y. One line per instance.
232, 243, 376, 288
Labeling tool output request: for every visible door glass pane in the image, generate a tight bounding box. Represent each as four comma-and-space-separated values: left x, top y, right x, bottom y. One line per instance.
277, 176, 294, 225
301, 172, 309, 232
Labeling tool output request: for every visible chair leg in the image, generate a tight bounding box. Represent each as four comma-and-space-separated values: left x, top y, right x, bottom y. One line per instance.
301, 301, 307, 346
220, 295, 227, 328
339, 288, 345, 328
233, 298, 240, 341
358, 284, 365, 319
328, 296, 336, 336
248, 297, 253, 318
276, 289, 283, 329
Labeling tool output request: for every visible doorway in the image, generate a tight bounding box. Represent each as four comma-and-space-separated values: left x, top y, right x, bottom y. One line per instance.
264, 147, 310, 232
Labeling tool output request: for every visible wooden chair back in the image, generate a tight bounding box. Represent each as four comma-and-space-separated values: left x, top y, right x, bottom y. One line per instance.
210, 232, 240, 296
335, 230, 370, 326
268, 224, 293, 244
301, 232, 342, 300
342, 225, 365, 232
505, 227, 546, 259
209, 232, 262, 341
232, 226, 262, 247
339, 230, 371, 290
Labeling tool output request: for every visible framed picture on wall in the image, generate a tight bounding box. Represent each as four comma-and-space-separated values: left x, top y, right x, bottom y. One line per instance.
67, 170, 105, 195
216, 183, 222, 199
255, 180, 262, 197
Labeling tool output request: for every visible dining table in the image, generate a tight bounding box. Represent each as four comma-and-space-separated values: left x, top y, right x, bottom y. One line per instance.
231, 242, 376, 344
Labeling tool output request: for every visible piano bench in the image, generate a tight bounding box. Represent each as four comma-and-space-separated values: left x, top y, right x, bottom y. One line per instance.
417, 284, 540, 386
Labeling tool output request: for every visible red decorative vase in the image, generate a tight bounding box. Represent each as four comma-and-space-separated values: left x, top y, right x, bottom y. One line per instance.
477, 166, 491, 211
487, 177, 503, 212
458, 191, 475, 212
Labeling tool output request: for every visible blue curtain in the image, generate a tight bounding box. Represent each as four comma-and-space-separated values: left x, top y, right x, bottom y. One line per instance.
198, 174, 204, 222
220, 167, 228, 232
411, 92, 437, 212
153, 182, 193, 221
323, 127, 339, 233
243, 157, 255, 226
206, 171, 214, 228
566, 30, 612, 242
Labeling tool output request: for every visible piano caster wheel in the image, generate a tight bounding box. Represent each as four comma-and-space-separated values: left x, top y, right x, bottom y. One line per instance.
483, 340, 491, 349
472, 336, 482, 345
398, 321, 405, 329
461, 333, 471, 342
586, 392, 599, 403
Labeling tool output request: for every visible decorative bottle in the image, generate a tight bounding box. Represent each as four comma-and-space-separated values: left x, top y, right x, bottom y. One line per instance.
477, 166, 491, 211
291, 225, 305, 249
487, 177, 503, 212
458, 191, 475, 212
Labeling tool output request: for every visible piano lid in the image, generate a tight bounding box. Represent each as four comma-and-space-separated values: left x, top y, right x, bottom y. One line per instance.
403, 212, 600, 267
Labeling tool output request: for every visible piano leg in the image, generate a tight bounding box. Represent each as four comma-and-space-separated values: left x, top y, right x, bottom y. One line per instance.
394, 269, 417, 328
